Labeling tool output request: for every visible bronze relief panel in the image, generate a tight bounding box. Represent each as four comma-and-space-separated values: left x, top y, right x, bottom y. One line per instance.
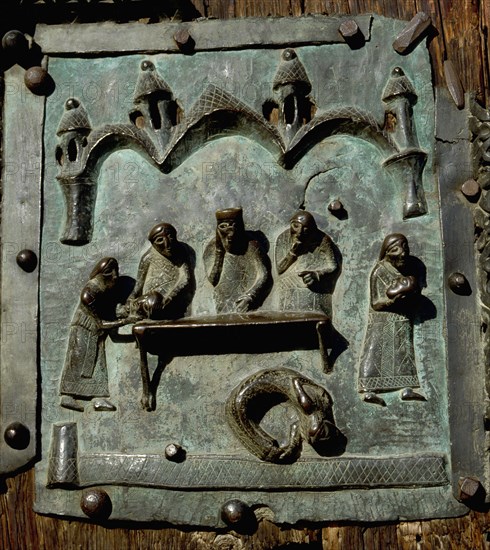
0, 12, 486, 527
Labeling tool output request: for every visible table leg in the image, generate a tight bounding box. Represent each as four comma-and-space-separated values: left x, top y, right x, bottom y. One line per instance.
316, 320, 331, 373
139, 344, 153, 411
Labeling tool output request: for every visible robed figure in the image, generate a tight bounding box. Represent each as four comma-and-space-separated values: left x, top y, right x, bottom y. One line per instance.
203, 207, 270, 314
60, 257, 127, 412
358, 233, 425, 406
275, 210, 338, 315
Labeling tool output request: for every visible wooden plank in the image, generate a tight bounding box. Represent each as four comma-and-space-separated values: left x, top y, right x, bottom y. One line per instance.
232, 0, 294, 17
305, 0, 330, 14
481, 0, 490, 103
206, 0, 235, 18
415, 0, 445, 89
433, 0, 485, 102
320, 1, 352, 15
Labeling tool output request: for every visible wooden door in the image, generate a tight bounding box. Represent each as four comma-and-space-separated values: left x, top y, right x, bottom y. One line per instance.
1, 1, 489, 548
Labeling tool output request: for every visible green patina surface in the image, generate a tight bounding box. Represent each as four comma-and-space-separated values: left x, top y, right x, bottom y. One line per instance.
35, 16, 463, 525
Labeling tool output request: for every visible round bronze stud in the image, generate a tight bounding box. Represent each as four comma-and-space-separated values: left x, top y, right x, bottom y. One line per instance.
80, 488, 112, 520
461, 179, 481, 199
16, 249, 38, 272
4, 422, 30, 450
24, 66, 51, 95
165, 443, 186, 462
2, 30, 28, 59
448, 272, 471, 295
221, 499, 250, 525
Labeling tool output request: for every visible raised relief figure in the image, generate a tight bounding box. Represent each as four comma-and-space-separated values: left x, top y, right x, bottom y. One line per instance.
120, 222, 194, 320
60, 257, 126, 412
275, 210, 338, 314
203, 207, 270, 313
358, 233, 425, 406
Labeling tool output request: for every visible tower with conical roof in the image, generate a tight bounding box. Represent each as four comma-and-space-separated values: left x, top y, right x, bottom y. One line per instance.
55, 97, 91, 173
382, 66, 419, 151
272, 48, 313, 144
382, 67, 427, 219
130, 60, 176, 146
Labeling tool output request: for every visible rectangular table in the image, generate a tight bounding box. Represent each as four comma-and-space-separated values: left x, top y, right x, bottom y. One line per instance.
132, 311, 331, 410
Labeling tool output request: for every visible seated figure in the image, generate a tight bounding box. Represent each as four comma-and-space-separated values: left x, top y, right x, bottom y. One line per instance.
274, 210, 339, 315
203, 207, 271, 313
120, 222, 193, 321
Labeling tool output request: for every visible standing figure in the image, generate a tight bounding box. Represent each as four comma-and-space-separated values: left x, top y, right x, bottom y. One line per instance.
121, 222, 194, 320
358, 233, 425, 406
60, 257, 126, 412
275, 210, 338, 315
203, 207, 271, 313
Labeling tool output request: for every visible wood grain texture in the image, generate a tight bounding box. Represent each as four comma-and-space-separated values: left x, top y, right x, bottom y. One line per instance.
2, 1, 490, 548
2, 469, 489, 549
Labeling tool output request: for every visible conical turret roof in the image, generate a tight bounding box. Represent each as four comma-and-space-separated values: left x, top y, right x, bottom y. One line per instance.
133, 60, 172, 103
382, 67, 416, 102
272, 48, 311, 95
57, 98, 91, 136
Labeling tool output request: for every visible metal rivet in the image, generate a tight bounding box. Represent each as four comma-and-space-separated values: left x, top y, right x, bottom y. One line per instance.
2, 30, 28, 58
392, 12, 432, 55
458, 476, 483, 503
338, 20, 364, 48
165, 443, 186, 462
339, 20, 360, 39
80, 488, 112, 519
461, 179, 481, 199
444, 59, 465, 110
24, 66, 51, 95
16, 249, 38, 272
221, 499, 250, 525
328, 200, 343, 212
173, 29, 195, 53
4, 422, 30, 450
448, 272, 471, 295
328, 200, 347, 220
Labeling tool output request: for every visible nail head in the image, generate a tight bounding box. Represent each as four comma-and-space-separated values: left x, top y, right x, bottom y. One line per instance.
24, 66, 50, 95
461, 179, 480, 198
4, 422, 30, 450
165, 443, 186, 462
16, 249, 38, 272
221, 499, 250, 525
458, 476, 482, 502
173, 29, 194, 53
2, 30, 28, 58
339, 20, 360, 39
448, 272, 470, 294
80, 488, 112, 519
